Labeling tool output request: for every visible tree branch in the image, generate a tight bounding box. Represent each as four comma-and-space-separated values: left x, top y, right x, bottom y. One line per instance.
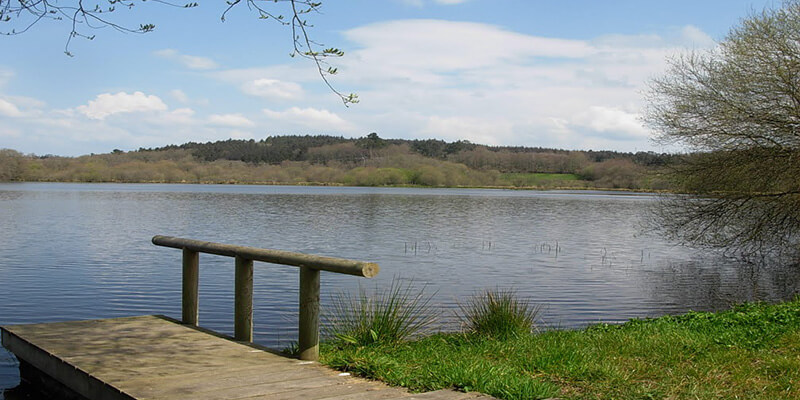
0, 0, 356, 104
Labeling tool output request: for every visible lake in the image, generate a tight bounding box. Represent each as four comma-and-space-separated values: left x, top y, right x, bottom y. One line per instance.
1, 183, 798, 395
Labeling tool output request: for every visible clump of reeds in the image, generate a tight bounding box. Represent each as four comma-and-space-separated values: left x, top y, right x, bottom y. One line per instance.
324, 278, 436, 346
281, 341, 300, 356
459, 288, 540, 339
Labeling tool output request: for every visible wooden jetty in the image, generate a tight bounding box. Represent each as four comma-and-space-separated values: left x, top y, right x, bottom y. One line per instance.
2, 315, 492, 399
1, 236, 496, 399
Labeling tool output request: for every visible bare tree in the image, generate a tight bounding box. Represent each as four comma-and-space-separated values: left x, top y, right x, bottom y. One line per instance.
644, 0, 800, 257
0, 0, 357, 105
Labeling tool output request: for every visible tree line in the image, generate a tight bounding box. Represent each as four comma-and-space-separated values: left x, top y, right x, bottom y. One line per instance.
0, 135, 675, 190
142, 134, 676, 167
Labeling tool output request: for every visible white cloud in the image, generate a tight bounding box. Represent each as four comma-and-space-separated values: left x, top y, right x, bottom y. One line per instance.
209, 67, 311, 100
0, 126, 22, 138
344, 20, 594, 75
570, 106, 650, 140
8, 95, 46, 110
6, 106, 225, 155
0, 95, 45, 118
679, 25, 716, 48
170, 89, 189, 103
77, 92, 168, 120
213, 66, 318, 84
241, 78, 304, 100
325, 20, 715, 151
208, 113, 255, 127
421, 116, 512, 145
155, 49, 219, 70
0, 98, 23, 117
0, 68, 13, 88
167, 89, 209, 106
158, 108, 197, 126
263, 107, 353, 131
2, 93, 255, 155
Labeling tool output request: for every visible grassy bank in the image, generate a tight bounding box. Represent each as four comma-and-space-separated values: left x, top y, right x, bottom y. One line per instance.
320, 298, 800, 400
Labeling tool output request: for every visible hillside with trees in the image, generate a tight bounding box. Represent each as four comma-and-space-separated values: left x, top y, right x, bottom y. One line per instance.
0, 134, 676, 190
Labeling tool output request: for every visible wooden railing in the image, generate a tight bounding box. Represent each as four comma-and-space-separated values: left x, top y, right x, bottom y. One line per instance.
152, 235, 379, 361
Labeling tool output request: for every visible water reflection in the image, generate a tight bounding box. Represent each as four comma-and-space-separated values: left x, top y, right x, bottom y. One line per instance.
643, 258, 800, 312
0, 349, 19, 399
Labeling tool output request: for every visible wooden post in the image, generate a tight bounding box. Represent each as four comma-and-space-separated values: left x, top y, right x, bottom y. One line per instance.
234, 256, 253, 342
298, 266, 320, 361
182, 249, 199, 326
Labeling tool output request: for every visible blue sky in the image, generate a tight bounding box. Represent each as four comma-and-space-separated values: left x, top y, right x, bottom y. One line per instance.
0, 0, 777, 156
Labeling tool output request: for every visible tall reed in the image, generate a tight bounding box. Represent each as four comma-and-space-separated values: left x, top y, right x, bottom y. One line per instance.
459, 288, 540, 339
324, 278, 436, 346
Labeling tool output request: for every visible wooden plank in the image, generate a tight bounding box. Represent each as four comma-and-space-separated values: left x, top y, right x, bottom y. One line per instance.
315, 387, 413, 400
5, 317, 284, 368
21, 331, 233, 355
1, 315, 497, 400
1, 326, 134, 400
156, 375, 333, 400
233, 380, 398, 400
120, 365, 302, 398
137, 367, 326, 399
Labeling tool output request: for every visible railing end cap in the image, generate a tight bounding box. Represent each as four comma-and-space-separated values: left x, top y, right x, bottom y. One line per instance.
362, 263, 380, 278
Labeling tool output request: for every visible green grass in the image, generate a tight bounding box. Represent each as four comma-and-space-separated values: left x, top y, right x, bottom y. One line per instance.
321, 298, 800, 400
459, 288, 540, 339
323, 279, 437, 346
499, 173, 582, 188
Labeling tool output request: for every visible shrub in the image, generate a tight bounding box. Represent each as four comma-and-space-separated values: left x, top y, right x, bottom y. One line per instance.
459, 288, 540, 339
325, 279, 436, 346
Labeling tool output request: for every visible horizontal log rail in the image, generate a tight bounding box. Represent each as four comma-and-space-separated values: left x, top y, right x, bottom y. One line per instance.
152, 235, 379, 361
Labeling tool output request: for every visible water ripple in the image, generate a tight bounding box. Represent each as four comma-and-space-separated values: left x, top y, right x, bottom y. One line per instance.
1, 183, 798, 392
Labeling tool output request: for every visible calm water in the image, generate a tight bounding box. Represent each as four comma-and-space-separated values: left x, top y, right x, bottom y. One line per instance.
1, 183, 798, 395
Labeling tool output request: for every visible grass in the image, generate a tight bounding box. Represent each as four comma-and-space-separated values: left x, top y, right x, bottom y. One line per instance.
458, 288, 540, 339
321, 297, 800, 400
323, 279, 437, 346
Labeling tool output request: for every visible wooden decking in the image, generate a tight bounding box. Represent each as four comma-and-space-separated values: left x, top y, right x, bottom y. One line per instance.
1, 315, 494, 400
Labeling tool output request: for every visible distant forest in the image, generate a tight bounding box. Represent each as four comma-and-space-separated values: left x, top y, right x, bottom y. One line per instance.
0, 134, 680, 190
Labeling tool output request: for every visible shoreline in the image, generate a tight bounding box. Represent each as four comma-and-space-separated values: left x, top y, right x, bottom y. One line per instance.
0, 179, 670, 194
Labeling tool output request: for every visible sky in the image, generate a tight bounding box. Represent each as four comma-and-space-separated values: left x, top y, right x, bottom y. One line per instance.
0, 0, 778, 156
